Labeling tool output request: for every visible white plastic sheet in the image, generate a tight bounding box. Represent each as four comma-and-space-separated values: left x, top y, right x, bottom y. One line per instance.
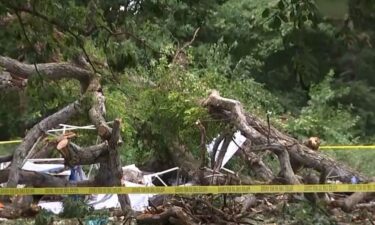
22, 161, 70, 176
38, 165, 157, 214
87, 181, 154, 212
207, 131, 247, 168
38, 201, 63, 214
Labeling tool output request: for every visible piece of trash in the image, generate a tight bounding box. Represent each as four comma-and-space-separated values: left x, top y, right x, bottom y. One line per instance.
351, 176, 358, 184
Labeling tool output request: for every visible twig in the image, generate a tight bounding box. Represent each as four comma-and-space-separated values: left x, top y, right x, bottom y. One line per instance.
356, 202, 375, 208
101, 26, 162, 56
14, 10, 45, 87
172, 27, 200, 64
4, 2, 99, 75
266, 111, 271, 145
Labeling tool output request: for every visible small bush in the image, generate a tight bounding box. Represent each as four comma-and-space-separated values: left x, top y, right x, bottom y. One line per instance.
59, 197, 92, 219
84, 209, 110, 225
35, 209, 54, 225
278, 201, 336, 225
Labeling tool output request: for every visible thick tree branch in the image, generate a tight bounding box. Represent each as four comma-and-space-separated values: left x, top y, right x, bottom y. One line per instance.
202, 90, 263, 142
59, 142, 109, 167
196, 121, 207, 168
108, 119, 132, 214
0, 169, 98, 188
0, 56, 92, 85
239, 140, 274, 181
89, 91, 112, 140
0, 169, 70, 187
0, 71, 25, 91
6, 101, 81, 188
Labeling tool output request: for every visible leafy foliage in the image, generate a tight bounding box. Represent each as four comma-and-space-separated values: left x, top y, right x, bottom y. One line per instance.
285, 70, 359, 143
35, 209, 54, 225
279, 201, 336, 225
60, 197, 92, 219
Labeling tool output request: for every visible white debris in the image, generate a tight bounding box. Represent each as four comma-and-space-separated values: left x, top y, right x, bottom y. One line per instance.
38, 182, 154, 214
37, 164, 186, 214
38, 201, 63, 214
207, 131, 247, 168
2, 160, 181, 214
22, 161, 70, 176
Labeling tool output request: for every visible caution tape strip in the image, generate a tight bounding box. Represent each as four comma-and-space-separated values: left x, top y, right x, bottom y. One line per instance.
320, 145, 375, 150
0, 184, 374, 195
0, 140, 22, 144
1, 140, 375, 150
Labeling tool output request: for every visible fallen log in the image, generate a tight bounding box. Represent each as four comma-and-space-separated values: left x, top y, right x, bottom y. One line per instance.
201, 90, 368, 184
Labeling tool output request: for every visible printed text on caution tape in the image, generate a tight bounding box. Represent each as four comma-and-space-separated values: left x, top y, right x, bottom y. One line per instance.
0, 184, 374, 195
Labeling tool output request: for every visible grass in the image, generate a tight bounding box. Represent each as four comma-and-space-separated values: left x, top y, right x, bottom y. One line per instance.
324, 149, 375, 177
0, 143, 18, 155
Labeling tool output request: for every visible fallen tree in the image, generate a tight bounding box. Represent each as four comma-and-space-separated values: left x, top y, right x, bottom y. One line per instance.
201, 90, 367, 183
162, 90, 374, 214
1, 56, 374, 221
0, 56, 133, 217
200, 90, 374, 210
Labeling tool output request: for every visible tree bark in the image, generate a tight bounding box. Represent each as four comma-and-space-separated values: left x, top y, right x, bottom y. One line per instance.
238, 140, 274, 181
60, 141, 109, 166
107, 119, 132, 214
0, 71, 22, 91
0, 56, 91, 85
91, 117, 132, 215
0, 169, 70, 187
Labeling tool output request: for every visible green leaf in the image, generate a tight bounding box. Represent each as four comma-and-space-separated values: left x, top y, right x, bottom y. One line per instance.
270, 16, 282, 29
308, 12, 318, 24
262, 8, 271, 18
289, 10, 295, 20
277, 0, 285, 10
279, 12, 289, 22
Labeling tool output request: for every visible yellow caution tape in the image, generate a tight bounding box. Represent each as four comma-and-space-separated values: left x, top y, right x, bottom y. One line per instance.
320, 145, 375, 150
0, 140, 22, 144
1, 139, 374, 150
1, 139, 375, 150
0, 184, 374, 195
